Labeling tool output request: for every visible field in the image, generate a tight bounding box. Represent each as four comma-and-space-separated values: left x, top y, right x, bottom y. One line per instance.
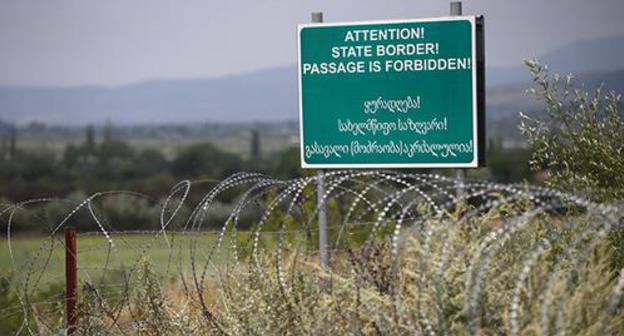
16, 127, 297, 161
0, 232, 267, 296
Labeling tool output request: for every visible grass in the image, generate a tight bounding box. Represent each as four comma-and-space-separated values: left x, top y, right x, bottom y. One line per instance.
0, 230, 281, 334
0, 233, 233, 292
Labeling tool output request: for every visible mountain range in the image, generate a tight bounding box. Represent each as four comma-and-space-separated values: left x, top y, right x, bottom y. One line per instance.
0, 35, 623, 129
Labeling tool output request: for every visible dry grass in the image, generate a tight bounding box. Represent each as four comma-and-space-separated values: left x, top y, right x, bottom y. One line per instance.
50, 208, 624, 335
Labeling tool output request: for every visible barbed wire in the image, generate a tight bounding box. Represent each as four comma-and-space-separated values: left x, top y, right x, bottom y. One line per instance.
1, 171, 623, 335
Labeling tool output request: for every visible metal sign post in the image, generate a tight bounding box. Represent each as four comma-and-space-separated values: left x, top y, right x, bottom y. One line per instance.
451, 1, 466, 199
312, 12, 329, 270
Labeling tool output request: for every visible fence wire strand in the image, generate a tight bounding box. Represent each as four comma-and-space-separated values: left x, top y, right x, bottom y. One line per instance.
1, 171, 623, 335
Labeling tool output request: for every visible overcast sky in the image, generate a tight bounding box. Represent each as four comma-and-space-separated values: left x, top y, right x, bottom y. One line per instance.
1, 0, 623, 87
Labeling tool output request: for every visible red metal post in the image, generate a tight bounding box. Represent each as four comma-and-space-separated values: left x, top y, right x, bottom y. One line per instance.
64, 226, 78, 335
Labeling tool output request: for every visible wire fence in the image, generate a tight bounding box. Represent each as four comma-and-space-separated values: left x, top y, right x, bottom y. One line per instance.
1, 171, 624, 335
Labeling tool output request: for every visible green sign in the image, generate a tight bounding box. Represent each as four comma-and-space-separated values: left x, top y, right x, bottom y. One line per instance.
298, 16, 484, 168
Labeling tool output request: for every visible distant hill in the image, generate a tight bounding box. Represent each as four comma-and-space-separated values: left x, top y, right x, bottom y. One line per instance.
488, 35, 624, 85
0, 35, 623, 130
0, 67, 298, 125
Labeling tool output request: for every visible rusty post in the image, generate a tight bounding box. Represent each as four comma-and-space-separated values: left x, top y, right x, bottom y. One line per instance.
65, 226, 78, 335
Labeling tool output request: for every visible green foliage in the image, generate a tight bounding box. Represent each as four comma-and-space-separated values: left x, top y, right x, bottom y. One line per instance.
78, 283, 113, 336
63, 144, 83, 167
172, 142, 242, 179
486, 138, 532, 183
75, 258, 210, 335
97, 140, 135, 164
0, 274, 22, 335
135, 149, 168, 176
0, 274, 66, 334
0, 151, 60, 182
520, 59, 624, 201
97, 195, 162, 231
212, 212, 624, 335
220, 212, 623, 335
3, 206, 624, 335
275, 147, 304, 179
131, 258, 175, 333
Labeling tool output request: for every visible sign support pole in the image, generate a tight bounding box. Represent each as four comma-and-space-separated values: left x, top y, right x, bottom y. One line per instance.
450, 1, 466, 200
312, 11, 329, 270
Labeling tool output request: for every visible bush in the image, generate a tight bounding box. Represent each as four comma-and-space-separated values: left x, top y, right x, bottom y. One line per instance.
172, 142, 243, 179
214, 209, 624, 335
23, 202, 619, 335
519, 59, 624, 202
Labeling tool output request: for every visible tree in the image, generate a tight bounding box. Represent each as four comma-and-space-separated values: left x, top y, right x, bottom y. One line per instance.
97, 139, 135, 165
271, 146, 303, 179
84, 124, 96, 155
0, 135, 6, 161
250, 129, 261, 161
487, 146, 531, 183
103, 119, 113, 142
519, 59, 624, 201
8, 126, 17, 161
171, 142, 242, 179
136, 148, 168, 175
63, 144, 82, 167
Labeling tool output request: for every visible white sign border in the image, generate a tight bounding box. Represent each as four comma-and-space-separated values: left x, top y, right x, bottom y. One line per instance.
297, 16, 479, 169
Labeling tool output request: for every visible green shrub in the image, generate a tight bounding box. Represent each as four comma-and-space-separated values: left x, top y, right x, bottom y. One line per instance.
519, 59, 624, 202
213, 209, 624, 335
